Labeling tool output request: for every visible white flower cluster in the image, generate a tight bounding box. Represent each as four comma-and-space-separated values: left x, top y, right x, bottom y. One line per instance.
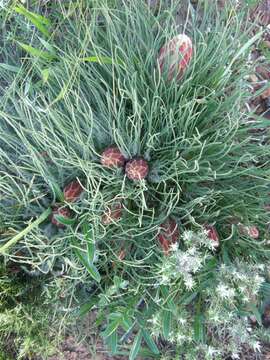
158, 245, 208, 289
153, 231, 267, 359
206, 316, 262, 359
182, 229, 217, 251
157, 230, 215, 289
216, 262, 265, 303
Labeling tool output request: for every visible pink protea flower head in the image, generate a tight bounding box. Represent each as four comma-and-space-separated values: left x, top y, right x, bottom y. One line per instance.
101, 146, 126, 168
157, 218, 179, 255
239, 224, 259, 239
102, 202, 123, 225
204, 225, 220, 248
51, 206, 71, 228
125, 158, 149, 181
158, 33, 193, 81
63, 179, 83, 202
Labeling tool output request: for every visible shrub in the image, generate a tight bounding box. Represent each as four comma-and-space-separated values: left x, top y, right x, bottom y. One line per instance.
0, 0, 270, 359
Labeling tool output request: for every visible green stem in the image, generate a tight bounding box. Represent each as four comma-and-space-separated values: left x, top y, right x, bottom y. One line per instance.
0, 208, 52, 255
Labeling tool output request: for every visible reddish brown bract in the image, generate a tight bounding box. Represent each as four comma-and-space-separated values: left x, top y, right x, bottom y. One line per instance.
102, 202, 123, 225
125, 158, 149, 181
205, 225, 220, 248
239, 224, 259, 239
118, 249, 126, 261
51, 206, 71, 228
157, 218, 179, 255
101, 146, 126, 168
158, 34, 193, 81
63, 180, 83, 202
247, 226, 260, 239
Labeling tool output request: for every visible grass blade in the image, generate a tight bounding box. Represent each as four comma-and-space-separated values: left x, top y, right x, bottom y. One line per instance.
0, 63, 20, 73
0, 208, 52, 255
18, 42, 57, 61
14, 5, 50, 37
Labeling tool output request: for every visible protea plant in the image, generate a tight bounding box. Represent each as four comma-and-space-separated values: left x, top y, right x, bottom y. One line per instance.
158, 33, 193, 81
63, 179, 83, 202
51, 206, 72, 228
101, 202, 123, 225
125, 158, 149, 181
239, 224, 260, 239
157, 218, 179, 255
101, 146, 126, 168
204, 225, 220, 248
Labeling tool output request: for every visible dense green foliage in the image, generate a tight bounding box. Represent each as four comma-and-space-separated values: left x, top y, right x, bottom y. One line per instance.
0, 0, 270, 359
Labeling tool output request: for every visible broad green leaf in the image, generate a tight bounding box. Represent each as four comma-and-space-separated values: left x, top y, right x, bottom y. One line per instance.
181, 291, 198, 305
72, 236, 100, 282
0, 63, 20, 73
162, 310, 171, 340
194, 314, 205, 343
101, 319, 121, 338
73, 246, 101, 283
79, 297, 98, 317
129, 330, 143, 360
142, 329, 159, 355
222, 246, 231, 265
81, 55, 124, 65
54, 214, 76, 226
83, 223, 95, 264
41, 68, 50, 83
18, 42, 56, 61
14, 5, 50, 37
106, 331, 118, 355
248, 303, 262, 325
80, 56, 114, 64
49, 181, 64, 202
14, 5, 51, 25
260, 282, 270, 297
122, 317, 133, 331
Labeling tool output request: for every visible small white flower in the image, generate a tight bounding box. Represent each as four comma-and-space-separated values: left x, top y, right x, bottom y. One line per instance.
160, 274, 170, 284
209, 313, 220, 324
176, 333, 186, 344
231, 353, 240, 360
216, 284, 235, 300
184, 273, 195, 290
148, 316, 159, 326
188, 246, 197, 256
183, 230, 193, 242
178, 317, 187, 325
206, 346, 219, 358
252, 341, 261, 352
170, 242, 179, 252
168, 332, 176, 343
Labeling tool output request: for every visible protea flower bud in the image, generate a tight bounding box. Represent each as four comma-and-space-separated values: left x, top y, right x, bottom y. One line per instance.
101, 146, 126, 168
239, 224, 259, 239
158, 34, 193, 81
112, 248, 127, 268
118, 249, 126, 261
125, 158, 149, 181
157, 218, 179, 255
63, 179, 83, 202
101, 202, 123, 225
51, 206, 71, 228
204, 225, 219, 248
